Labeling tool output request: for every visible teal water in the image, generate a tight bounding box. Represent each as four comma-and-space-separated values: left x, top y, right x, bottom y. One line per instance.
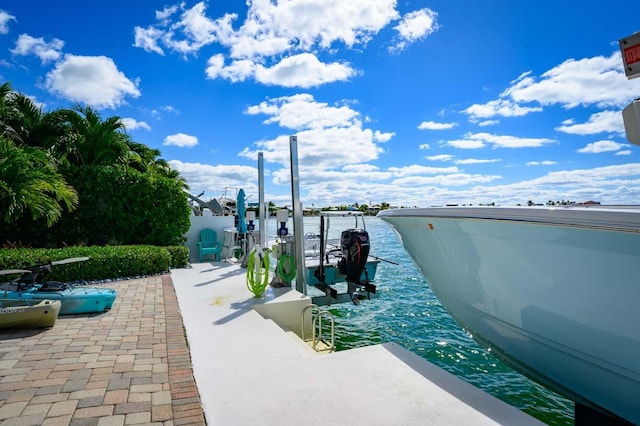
268, 215, 574, 425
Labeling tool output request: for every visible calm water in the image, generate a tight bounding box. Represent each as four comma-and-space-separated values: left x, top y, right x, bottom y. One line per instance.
267, 215, 574, 425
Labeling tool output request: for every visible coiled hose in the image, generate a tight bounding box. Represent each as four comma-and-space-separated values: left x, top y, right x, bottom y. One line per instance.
246, 245, 270, 297
276, 253, 296, 283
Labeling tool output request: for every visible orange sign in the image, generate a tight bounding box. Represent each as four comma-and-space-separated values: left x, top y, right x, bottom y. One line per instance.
624, 44, 640, 65
620, 32, 640, 79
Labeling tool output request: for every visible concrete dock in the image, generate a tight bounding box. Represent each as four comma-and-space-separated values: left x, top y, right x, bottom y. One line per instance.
172, 261, 544, 425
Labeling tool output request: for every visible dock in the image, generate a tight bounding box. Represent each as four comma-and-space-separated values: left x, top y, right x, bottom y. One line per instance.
172, 261, 544, 425
0, 261, 545, 425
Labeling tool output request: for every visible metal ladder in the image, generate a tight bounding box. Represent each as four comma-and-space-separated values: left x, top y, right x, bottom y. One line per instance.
301, 304, 335, 352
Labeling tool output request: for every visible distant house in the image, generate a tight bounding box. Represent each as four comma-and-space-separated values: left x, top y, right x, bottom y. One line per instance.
582, 200, 601, 205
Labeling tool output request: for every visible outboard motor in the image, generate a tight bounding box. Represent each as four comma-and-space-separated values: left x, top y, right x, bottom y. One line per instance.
338, 229, 370, 283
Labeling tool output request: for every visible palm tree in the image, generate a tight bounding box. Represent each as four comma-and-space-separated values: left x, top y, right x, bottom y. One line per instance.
126, 141, 162, 172
55, 105, 130, 167
124, 140, 189, 189
1, 92, 69, 152
0, 136, 77, 226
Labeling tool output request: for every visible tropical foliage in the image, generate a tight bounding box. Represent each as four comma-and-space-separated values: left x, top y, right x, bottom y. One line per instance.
0, 82, 191, 248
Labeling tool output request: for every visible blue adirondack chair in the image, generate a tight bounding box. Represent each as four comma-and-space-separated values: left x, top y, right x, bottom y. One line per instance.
198, 228, 222, 262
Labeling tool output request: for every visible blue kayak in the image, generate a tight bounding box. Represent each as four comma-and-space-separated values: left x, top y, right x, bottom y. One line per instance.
1, 257, 116, 315
1, 283, 116, 315
0, 282, 117, 315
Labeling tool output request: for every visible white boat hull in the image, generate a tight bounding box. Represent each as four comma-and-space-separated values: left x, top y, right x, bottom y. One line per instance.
378, 206, 640, 424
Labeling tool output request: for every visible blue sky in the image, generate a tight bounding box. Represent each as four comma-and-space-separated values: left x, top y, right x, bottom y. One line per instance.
2, 1, 640, 208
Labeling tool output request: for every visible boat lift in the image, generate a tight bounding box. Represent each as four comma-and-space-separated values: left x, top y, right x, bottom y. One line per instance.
264, 136, 378, 306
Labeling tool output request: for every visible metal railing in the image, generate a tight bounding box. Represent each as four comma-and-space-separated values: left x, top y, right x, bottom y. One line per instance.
301, 304, 335, 352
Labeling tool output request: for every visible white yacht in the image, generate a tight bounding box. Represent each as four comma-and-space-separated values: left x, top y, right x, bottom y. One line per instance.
378, 205, 640, 424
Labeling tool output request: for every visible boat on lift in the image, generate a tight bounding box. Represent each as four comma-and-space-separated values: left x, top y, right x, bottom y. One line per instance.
378, 205, 640, 424
303, 211, 379, 304
271, 210, 380, 305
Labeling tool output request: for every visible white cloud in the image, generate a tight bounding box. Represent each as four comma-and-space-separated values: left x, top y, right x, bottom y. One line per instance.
463, 52, 640, 121
447, 138, 486, 149
526, 160, 557, 166
137, 0, 400, 59
168, 160, 258, 195
135, 1, 433, 88
478, 119, 499, 127
454, 158, 501, 165
426, 154, 453, 162
459, 163, 640, 206
616, 150, 632, 156
239, 94, 390, 172
504, 53, 636, 108
164, 2, 223, 55
205, 55, 254, 82
577, 140, 624, 153
164, 133, 198, 147
120, 117, 151, 131
556, 110, 624, 135
141, 105, 179, 121
156, 4, 181, 23
374, 130, 394, 142
229, 0, 399, 57
388, 165, 459, 176
464, 98, 542, 121
135, 2, 233, 57
255, 53, 356, 88
207, 52, 356, 87
445, 132, 556, 149
528, 163, 640, 186
418, 143, 431, 150
245, 93, 359, 130
133, 26, 165, 55
417, 120, 457, 130
161, 105, 179, 114
344, 162, 640, 207
392, 173, 501, 187
391, 8, 439, 52
10, 34, 64, 63
44, 55, 140, 109
0, 10, 16, 34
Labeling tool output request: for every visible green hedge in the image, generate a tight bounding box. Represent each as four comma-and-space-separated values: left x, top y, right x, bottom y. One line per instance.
0, 245, 190, 282
0, 166, 192, 248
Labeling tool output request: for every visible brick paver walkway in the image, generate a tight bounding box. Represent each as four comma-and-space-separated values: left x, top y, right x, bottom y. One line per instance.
0, 274, 206, 426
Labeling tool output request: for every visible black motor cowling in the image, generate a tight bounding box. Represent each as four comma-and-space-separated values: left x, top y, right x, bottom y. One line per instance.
338, 228, 370, 283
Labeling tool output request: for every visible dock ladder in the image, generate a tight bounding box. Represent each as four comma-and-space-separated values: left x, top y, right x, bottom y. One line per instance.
301, 304, 335, 353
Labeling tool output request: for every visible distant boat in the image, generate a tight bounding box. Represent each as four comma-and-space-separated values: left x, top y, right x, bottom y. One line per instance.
378, 205, 640, 424
0, 298, 61, 329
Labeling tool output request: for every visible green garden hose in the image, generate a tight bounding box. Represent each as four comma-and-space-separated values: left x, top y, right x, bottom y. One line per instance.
246, 245, 270, 297
276, 253, 296, 283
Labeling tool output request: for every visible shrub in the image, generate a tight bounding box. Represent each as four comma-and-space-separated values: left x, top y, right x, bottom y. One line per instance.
0, 245, 183, 282
166, 245, 190, 268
